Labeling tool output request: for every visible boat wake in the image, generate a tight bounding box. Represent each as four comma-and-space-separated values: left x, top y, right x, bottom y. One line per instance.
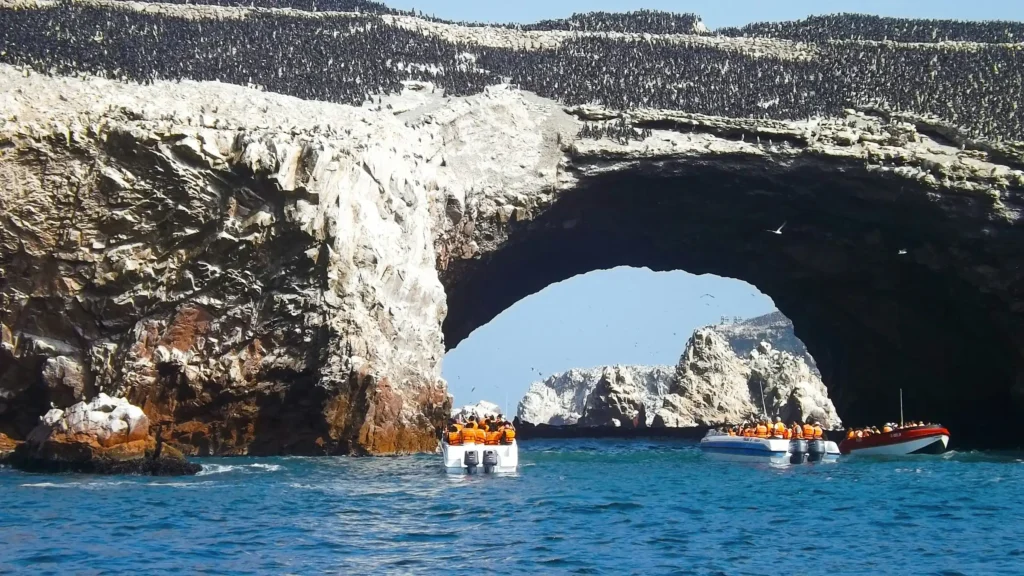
196, 463, 284, 476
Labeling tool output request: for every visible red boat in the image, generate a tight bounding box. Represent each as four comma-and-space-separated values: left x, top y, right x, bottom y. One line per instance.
839, 425, 950, 456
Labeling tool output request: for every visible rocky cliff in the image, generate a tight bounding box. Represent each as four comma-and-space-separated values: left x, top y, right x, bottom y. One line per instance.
652, 329, 840, 428
2, 4, 1024, 451
714, 312, 819, 375
518, 365, 672, 426
518, 324, 838, 429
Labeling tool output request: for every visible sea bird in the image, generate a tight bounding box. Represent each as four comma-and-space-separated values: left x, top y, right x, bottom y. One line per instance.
766, 222, 787, 235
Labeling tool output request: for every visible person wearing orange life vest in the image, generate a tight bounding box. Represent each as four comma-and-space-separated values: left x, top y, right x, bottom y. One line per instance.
882, 424, 893, 433
500, 420, 516, 444
791, 422, 804, 439
755, 421, 769, 438
771, 417, 786, 438
812, 421, 824, 440
846, 429, 856, 439
802, 422, 815, 439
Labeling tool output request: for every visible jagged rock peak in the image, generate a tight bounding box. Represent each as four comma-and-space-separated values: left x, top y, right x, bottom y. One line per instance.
712, 311, 819, 375
452, 400, 504, 421
517, 365, 673, 426
579, 367, 648, 428
653, 328, 840, 428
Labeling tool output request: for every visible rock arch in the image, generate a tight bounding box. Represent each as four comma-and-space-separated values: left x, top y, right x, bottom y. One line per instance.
2, 71, 1023, 454
439, 109, 1024, 450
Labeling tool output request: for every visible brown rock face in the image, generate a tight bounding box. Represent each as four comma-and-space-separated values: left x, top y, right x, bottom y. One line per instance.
0, 68, 452, 456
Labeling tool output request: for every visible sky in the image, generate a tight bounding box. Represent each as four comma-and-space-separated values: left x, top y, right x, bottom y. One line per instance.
420, 0, 1024, 410
444, 269, 775, 414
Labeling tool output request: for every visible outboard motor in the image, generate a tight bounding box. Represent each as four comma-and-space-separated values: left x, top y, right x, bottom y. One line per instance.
464, 449, 479, 472
807, 439, 826, 462
789, 439, 808, 464
482, 450, 498, 473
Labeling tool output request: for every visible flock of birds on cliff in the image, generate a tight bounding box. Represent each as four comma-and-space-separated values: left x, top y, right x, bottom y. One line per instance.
1, 1, 1023, 141
578, 120, 654, 145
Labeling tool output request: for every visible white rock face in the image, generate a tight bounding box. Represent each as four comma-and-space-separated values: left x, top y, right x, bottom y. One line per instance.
519, 324, 839, 429
652, 329, 841, 428
714, 311, 819, 375
518, 366, 673, 426
29, 394, 150, 448
579, 367, 649, 428
452, 400, 503, 421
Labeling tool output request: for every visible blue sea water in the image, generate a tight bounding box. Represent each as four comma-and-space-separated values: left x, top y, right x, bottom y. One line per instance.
2, 439, 1023, 575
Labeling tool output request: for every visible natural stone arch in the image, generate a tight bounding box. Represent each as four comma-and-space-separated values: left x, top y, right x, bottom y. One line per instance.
439, 112, 1024, 450
2, 71, 1023, 455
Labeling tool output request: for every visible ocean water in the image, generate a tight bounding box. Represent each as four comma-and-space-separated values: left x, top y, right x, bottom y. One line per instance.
2, 439, 1023, 575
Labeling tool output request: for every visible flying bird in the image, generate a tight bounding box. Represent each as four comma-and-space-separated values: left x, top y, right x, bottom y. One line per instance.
700, 294, 715, 299
766, 222, 787, 235
898, 249, 908, 255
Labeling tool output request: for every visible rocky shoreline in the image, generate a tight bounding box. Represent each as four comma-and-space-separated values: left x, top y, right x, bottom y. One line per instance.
3, 395, 200, 476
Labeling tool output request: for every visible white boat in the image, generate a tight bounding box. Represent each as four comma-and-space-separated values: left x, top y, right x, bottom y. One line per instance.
700, 430, 840, 465
441, 440, 518, 474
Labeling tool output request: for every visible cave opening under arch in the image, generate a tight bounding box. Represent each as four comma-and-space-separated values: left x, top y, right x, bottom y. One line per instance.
439, 156, 1023, 449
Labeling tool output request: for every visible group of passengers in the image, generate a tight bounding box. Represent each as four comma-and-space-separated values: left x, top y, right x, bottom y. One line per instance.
720, 417, 825, 440
445, 415, 516, 446
846, 421, 931, 439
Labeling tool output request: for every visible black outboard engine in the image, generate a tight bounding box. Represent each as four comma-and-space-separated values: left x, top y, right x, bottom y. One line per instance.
807, 439, 826, 462
789, 439, 808, 464
482, 450, 498, 473
464, 450, 479, 472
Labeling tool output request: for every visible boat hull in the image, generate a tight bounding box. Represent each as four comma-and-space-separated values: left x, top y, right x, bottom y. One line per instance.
839, 426, 949, 456
441, 441, 518, 473
700, 436, 839, 465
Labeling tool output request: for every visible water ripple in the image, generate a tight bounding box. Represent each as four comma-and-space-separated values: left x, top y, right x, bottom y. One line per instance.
2, 440, 1023, 574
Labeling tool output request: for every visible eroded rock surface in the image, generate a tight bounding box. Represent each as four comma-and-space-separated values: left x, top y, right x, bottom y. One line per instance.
8, 394, 200, 474
714, 312, 819, 375
518, 366, 672, 426
1, 56, 1022, 451
451, 400, 503, 421
578, 367, 649, 428
652, 329, 841, 428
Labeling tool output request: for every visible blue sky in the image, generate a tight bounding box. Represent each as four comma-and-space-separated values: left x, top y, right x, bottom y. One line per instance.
421, 0, 1024, 410
387, 0, 1024, 28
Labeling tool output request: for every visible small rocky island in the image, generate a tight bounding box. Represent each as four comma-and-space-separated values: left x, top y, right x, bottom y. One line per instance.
3, 395, 200, 475
518, 314, 840, 430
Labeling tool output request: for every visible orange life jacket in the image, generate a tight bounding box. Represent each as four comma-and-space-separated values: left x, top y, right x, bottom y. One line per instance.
846, 430, 855, 439
727, 430, 736, 436
813, 425, 823, 439
755, 424, 768, 438
485, 431, 502, 445
462, 427, 477, 444
882, 425, 893, 433
773, 422, 786, 438
501, 428, 516, 444
802, 424, 814, 439
447, 431, 463, 445
792, 425, 803, 439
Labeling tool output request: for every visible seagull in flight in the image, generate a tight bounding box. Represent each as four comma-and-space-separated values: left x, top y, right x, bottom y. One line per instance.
700, 294, 715, 299
898, 249, 908, 255
766, 222, 787, 235
470, 387, 476, 393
